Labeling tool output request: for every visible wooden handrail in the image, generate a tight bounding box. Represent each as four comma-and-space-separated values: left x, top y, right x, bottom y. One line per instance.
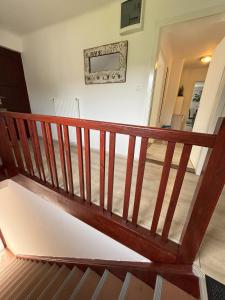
0, 111, 224, 266
0, 111, 216, 147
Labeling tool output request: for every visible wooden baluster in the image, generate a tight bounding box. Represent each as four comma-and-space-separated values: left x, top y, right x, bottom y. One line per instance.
123, 135, 136, 220
57, 124, 68, 192
16, 119, 34, 176
5, 117, 24, 172
100, 131, 106, 209
32, 121, 46, 182
45, 123, 59, 188
76, 127, 85, 199
84, 128, 91, 202
41, 121, 54, 185
107, 132, 116, 213
161, 144, 192, 241
150, 142, 176, 234
132, 137, 148, 225
63, 125, 73, 195
28, 120, 42, 179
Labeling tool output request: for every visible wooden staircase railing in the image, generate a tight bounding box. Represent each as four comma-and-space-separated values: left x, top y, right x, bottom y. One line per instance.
0, 111, 224, 265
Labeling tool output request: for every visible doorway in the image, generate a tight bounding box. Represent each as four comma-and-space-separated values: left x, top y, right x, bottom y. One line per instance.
147, 13, 225, 171
0, 46, 30, 114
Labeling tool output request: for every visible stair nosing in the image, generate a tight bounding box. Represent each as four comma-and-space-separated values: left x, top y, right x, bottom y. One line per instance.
69, 267, 93, 300
26, 263, 59, 299
91, 269, 109, 300
0, 259, 20, 282
0, 260, 34, 298
118, 272, 132, 300
52, 266, 80, 300
16, 263, 50, 300
9, 262, 42, 299
0, 257, 17, 278
0, 259, 24, 287
153, 275, 163, 300
37, 264, 69, 300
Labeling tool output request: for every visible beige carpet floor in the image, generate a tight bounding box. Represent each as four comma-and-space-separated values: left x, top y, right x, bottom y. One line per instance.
146, 141, 195, 171
21, 138, 225, 284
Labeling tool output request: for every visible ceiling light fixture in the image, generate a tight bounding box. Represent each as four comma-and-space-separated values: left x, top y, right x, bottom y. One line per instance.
200, 56, 212, 64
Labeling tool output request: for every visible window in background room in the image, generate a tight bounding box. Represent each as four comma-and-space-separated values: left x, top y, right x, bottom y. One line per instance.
186, 81, 204, 131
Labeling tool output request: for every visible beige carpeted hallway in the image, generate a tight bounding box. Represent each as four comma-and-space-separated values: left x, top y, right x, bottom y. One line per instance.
146, 141, 195, 171
26, 138, 225, 285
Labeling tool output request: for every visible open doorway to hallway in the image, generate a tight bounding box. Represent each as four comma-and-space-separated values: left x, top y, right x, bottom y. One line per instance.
147, 13, 225, 171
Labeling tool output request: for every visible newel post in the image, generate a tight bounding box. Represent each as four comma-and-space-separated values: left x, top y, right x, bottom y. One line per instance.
0, 115, 17, 177
178, 117, 225, 264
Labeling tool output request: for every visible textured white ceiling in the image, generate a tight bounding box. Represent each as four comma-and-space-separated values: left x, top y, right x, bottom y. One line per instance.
160, 13, 225, 67
0, 0, 117, 34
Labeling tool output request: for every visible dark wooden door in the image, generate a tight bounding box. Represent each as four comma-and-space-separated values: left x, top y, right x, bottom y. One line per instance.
0, 46, 31, 113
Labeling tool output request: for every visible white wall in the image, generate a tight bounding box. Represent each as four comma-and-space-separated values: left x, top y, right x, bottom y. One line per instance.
0, 28, 23, 52
0, 179, 149, 261
191, 37, 225, 173
20, 0, 225, 154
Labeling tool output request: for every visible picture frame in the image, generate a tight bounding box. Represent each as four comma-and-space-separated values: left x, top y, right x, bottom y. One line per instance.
84, 41, 128, 84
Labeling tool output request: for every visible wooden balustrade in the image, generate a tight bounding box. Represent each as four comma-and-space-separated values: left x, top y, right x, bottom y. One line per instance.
0, 111, 224, 265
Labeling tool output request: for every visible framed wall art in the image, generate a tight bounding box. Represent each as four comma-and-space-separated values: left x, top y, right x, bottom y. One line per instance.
84, 41, 128, 84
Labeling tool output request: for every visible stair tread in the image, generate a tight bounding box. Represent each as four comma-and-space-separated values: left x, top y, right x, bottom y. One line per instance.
70, 267, 101, 300
0, 259, 23, 288
9, 262, 42, 299
92, 269, 123, 300
0, 260, 33, 299
120, 273, 154, 300
53, 266, 84, 300
0, 257, 17, 278
16, 263, 51, 300
0, 258, 20, 283
27, 264, 60, 299
0, 258, 196, 300
160, 277, 197, 300
38, 265, 71, 300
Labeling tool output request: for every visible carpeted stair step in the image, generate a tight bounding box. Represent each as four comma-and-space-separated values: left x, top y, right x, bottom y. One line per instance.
0, 257, 200, 300
0, 258, 17, 279
119, 272, 154, 300
9, 262, 42, 299
27, 263, 59, 299
0, 258, 20, 285
37, 265, 71, 299
69, 267, 101, 300
52, 266, 84, 300
91, 269, 123, 300
16, 262, 51, 300
0, 259, 24, 289
0, 260, 33, 299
